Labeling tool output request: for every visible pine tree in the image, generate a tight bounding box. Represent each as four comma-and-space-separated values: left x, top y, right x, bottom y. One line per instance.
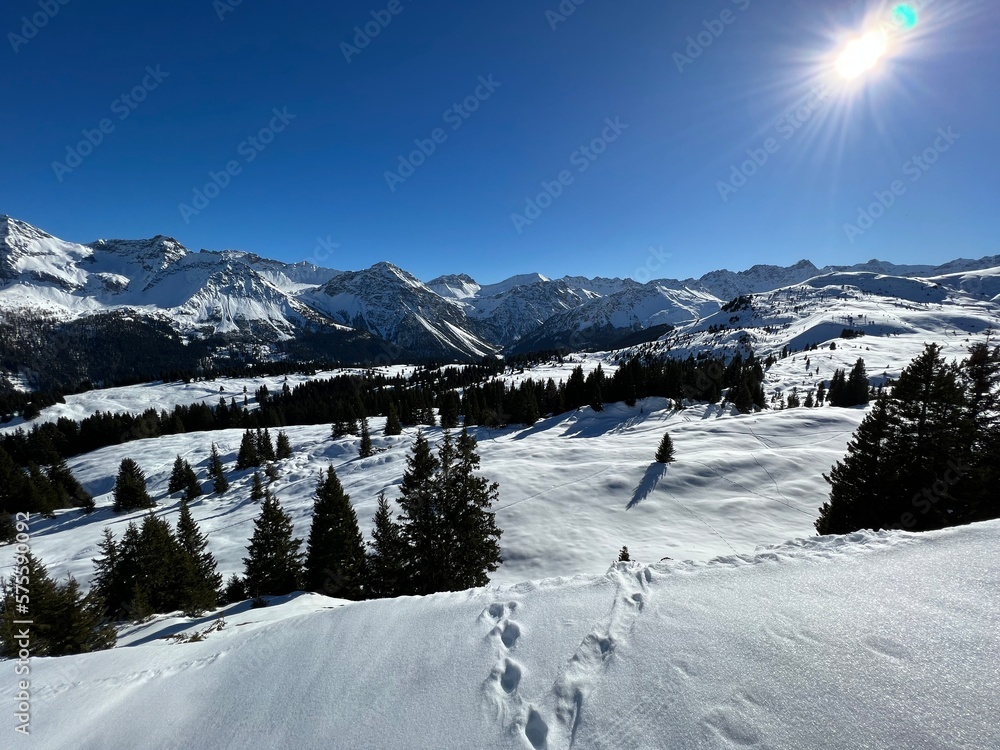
250, 471, 265, 502
304, 467, 368, 599
176, 499, 222, 614
243, 491, 304, 599
733, 383, 754, 413
48, 576, 116, 656
183, 462, 203, 501
276, 431, 292, 460
236, 430, 259, 470
655, 431, 675, 463
816, 396, 894, 534
113, 458, 154, 512
47, 458, 94, 512
135, 514, 188, 614
438, 392, 460, 429
384, 405, 403, 436
368, 492, 405, 599
359, 418, 374, 458
395, 431, 441, 596
208, 443, 229, 494
845, 359, 871, 406
444, 428, 503, 591
168, 455, 188, 494
618, 546, 631, 562
258, 428, 276, 462
91, 527, 125, 618
223, 575, 247, 604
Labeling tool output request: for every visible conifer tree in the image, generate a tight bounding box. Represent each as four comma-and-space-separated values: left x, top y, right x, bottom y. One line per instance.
48, 577, 116, 656
183, 462, 203, 501
176, 499, 223, 614
113, 458, 154, 512
208, 443, 229, 494
47, 458, 94, 512
304, 467, 368, 599
359, 418, 374, 458
368, 492, 405, 599
243, 491, 304, 599
236, 430, 259, 469
445, 428, 503, 591
618, 546, 631, 562
135, 514, 188, 614
395, 431, 441, 596
845, 359, 871, 406
92, 527, 125, 618
655, 431, 675, 463
250, 471, 265, 502
276, 430, 292, 460
384, 405, 403, 436
168, 455, 188, 494
258, 428, 277, 462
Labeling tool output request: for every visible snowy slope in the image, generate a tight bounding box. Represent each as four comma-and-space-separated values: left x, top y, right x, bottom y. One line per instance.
4, 520, 998, 749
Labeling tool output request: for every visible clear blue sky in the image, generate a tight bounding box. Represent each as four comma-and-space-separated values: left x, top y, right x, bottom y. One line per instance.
1, 0, 997, 283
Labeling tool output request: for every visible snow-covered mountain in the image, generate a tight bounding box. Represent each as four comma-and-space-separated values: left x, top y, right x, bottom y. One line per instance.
2, 215, 999, 385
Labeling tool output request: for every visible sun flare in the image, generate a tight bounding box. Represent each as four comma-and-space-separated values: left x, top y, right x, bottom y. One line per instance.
836, 30, 889, 80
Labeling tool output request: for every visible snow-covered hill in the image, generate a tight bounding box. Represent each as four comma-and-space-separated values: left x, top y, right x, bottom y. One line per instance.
6, 515, 998, 749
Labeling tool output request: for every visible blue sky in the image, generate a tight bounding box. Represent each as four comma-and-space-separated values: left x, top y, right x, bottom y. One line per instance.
1, 0, 997, 283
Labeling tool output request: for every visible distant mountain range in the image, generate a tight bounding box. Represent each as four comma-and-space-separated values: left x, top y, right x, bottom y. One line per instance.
1, 214, 998, 391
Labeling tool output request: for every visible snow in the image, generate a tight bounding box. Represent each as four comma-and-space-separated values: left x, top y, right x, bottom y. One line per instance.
5, 520, 998, 749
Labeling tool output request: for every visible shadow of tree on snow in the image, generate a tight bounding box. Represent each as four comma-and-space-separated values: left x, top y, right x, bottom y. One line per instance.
628, 463, 667, 510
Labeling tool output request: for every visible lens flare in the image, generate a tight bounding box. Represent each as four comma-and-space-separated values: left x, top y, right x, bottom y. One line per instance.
892, 4, 919, 31
835, 30, 889, 80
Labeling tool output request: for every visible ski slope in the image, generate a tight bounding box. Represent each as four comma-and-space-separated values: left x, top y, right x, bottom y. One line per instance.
5, 521, 998, 749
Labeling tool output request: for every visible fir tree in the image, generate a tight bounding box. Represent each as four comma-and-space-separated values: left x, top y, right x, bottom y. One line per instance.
258, 428, 277, 462
113, 458, 154, 512
395, 431, 441, 596
91, 527, 124, 617
236, 430, 259, 470
176, 499, 222, 614
304, 467, 368, 599
208, 443, 229, 494
48, 577, 116, 656
655, 431, 675, 463
183, 462, 203, 501
250, 471, 265, 501
243, 491, 304, 599
845, 359, 871, 406
618, 546, 631, 562
359, 418, 374, 458
444, 428, 503, 591
47, 458, 94, 512
168, 455, 188, 494
223, 575, 247, 604
384, 405, 403, 436
276, 430, 292, 460
368, 492, 405, 599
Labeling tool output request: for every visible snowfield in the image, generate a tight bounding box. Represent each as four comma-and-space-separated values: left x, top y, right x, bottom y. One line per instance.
5, 521, 998, 749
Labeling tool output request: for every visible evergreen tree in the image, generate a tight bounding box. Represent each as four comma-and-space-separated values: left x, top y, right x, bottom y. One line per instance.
733, 383, 754, 414
845, 359, 871, 406
276, 430, 292, 460
618, 546, 631, 562
91, 527, 124, 617
304, 467, 368, 599
395, 432, 441, 596
243, 491, 304, 599
236, 430, 259, 470
655, 431, 675, 463
208, 443, 229, 494
183, 462, 203, 501
47, 458, 94, 512
444, 428, 503, 591
258, 428, 277, 462
828, 369, 847, 407
816, 396, 894, 535
359, 418, 374, 459
134, 514, 188, 614
168, 455, 188, 494
113, 458, 154, 512
48, 577, 116, 656
384, 405, 403, 436
176, 499, 222, 614
368, 492, 405, 599
250, 471, 265, 502
223, 575, 247, 604
438, 392, 460, 429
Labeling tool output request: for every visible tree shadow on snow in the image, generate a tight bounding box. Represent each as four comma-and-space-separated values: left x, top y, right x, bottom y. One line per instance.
627, 463, 667, 510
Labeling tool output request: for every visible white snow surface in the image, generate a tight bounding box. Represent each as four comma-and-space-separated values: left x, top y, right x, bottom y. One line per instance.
5, 520, 998, 749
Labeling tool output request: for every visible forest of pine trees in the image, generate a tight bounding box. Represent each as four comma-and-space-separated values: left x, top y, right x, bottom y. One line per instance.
817, 342, 1000, 535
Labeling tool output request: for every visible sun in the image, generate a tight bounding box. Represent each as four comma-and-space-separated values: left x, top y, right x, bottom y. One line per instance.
836, 30, 890, 80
